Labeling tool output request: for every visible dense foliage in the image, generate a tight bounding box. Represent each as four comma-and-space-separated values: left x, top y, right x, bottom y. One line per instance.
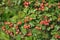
0, 0, 60, 40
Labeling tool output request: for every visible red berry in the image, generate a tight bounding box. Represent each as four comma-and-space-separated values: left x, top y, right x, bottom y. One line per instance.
55, 34, 59, 38
40, 21, 44, 24
45, 3, 48, 6
27, 32, 32, 36
16, 31, 19, 34
29, 18, 33, 21
16, 29, 20, 32
24, 19, 29, 23
24, 24, 30, 29
40, 3, 44, 7
24, 25, 28, 29
23, 1, 30, 7
9, 23, 13, 28
7, 30, 11, 34
58, 6, 60, 9
43, 20, 49, 25
15, 26, 19, 29
2, 26, 6, 31
10, 32, 14, 37
57, 36, 60, 38
17, 21, 22, 25
5, 30, 11, 34
5, 30, 8, 34
40, 19, 50, 25
35, 26, 41, 30
4, 22, 11, 25
58, 2, 60, 5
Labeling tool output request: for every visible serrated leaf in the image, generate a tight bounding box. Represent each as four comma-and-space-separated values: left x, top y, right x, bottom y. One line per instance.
0, 31, 9, 40
29, 14, 36, 19
25, 36, 32, 40
23, 8, 28, 13
10, 15, 18, 23
21, 26, 27, 35
18, 11, 26, 19
50, 38, 56, 40
45, 7, 49, 11
41, 26, 46, 30
47, 27, 51, 31
16, 35, 21, 40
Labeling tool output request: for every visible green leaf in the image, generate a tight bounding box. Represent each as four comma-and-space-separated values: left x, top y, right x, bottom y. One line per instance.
52, 16, 57, 21
6, 25, 9, 30
47, 27, 51, 31
25, 36, 32, 40
5, 7, 9, 13
21, 26, 27, 35
18, 11, 26, 19
41, 26, 46, 30
10, 15, 18, 23
16, 35, 21, 40
50, 38, 56, 40
45, 7, 49, 11
55, 25, 60, 31
32, 29, 41, 36
29, 21, 35, 28
23, 8, 28, 13
17, 0, 21, 5
45, 14, 51, 17
29, 14, 36, 19
0, 31, 9, 40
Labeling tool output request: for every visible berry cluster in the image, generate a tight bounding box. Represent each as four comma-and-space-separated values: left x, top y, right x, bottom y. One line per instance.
1, 0, 60, 40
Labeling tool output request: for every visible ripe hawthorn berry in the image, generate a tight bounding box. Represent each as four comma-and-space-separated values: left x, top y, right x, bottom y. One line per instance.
16, 31, 19, 34
43, 20, 50, 25
2, 26, 6, 31
15, 26, 19, 29
40, 21, 44, 24
27, 32, 32, 36
17, 21, 22, 25
24, 19, 29, 23
24, 24, 30, 29
4, 22, 11, 25
9, 23, 13, 28
23, 1, 30, 8
7, 30, 11, 34
58, 6, 60, 9
57, 36, 60, 39
5, 30, 9, 34
10, 32, 14, 37
45, 3, 48, 6
55, 34, 60, 39
40, 3, 44, 7
58, 2, 60, 6
40, 20, 50, 25
37, 3, 44, 11
16, 29, 20, 34
29, 18, 33, 21
16, 29, 20, 32
35, 26, 41, 30
50, 25, 54, 29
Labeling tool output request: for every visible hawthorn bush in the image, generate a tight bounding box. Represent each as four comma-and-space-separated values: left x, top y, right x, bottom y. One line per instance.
0, 0, 60, 40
